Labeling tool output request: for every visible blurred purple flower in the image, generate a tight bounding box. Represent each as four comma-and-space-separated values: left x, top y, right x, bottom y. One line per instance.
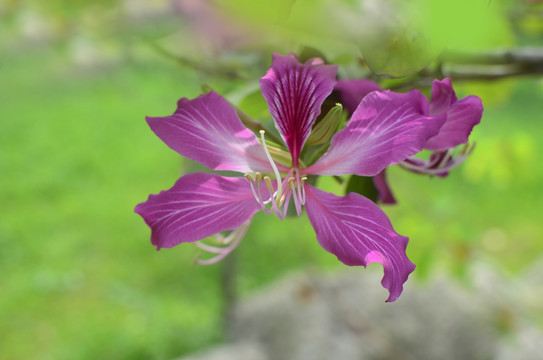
173, 0, 254, 53
336, 78, 483, 204
135, 53, 445, 301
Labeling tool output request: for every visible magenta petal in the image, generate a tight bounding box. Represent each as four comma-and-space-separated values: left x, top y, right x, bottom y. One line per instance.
134, 173, 259, 249
260, 53, 337, 166
305, 90, 446, 176
304, 184, 415, 302
335, 79, 381, 114
373, 169, 397, 205
146, 91, 275, 173
428, 78, 457, 115
425, 79, 483, 151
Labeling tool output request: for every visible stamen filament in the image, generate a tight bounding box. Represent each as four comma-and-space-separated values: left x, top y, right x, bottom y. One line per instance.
244, 173, 260, 204
195, 220, 251, 265
399, 145, 473, 175
436, 150, 453, 169
244, 150, 306, 220
264, 176, 281, 215
253, 173, 274, 213
300, 176, 307, 205
288, 177, 302, 216
260, 130, 283, 205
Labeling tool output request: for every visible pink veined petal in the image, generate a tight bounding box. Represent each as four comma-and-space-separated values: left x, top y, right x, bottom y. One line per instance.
304, 90, 446, 177
335, 78, 381, 114
373, 169, 397, 205
304, 184, 415, 302
134, 173, 259, 249
146, 91, 279, 173
428, 78, 457, 115
425, 79, 483, 151
260, 53, 337, 167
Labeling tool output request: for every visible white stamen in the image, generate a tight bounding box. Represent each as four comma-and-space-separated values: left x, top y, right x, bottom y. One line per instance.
195, 220, 251, 265
436, 149, 453, 169
244, 135, 308, 219
260, 130, 283, 204
300, 177, 307, 205
399, 144, 474, 175
244, 173, 260, 204
288, 177, 302, 216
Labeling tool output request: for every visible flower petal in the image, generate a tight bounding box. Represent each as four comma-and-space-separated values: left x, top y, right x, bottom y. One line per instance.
335, 79, 381, 114
304, 184, 415, 302
425, 79, 483, 151
428, 78, 457, 115
373, 169, 397, 205
304, 90, 445, 176
146, 91, 276, 173
134, 173, 259, 249
260, 53, 337, 166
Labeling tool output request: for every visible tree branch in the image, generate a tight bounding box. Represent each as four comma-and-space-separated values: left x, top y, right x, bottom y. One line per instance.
390, 47, 543, 90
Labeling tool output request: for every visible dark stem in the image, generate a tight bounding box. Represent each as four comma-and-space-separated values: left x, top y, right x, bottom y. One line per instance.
389, 47, 543, 91
221, 250, 238, 341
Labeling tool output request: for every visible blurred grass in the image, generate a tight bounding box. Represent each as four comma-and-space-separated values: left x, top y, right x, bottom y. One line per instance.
0, 47, 221, 359
1, 43, 543, 359
0, 44, 336, 359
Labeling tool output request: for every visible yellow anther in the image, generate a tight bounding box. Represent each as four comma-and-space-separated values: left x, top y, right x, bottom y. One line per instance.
263, 176, 274, 194
287, 177, 295, 188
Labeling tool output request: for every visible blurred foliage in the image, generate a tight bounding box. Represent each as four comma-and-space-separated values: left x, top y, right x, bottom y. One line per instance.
421, 0, 514, 51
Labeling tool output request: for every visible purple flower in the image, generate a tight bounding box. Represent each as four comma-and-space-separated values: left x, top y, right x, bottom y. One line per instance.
135, 53, 446, 302
336, 78, 483, 204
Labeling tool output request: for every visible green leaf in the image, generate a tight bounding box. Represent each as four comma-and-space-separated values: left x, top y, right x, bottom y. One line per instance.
345, 175, 379, 203
306, 103, 343, 146
238, 88, 270, 120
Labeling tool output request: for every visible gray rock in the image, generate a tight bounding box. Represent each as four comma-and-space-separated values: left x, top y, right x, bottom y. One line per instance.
176, 342, 267, 360
177, 259, 543, 360
230, 268, 498, 360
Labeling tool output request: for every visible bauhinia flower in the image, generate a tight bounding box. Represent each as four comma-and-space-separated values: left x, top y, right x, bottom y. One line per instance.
135, 53, 447, 302
335, 77, 483, 204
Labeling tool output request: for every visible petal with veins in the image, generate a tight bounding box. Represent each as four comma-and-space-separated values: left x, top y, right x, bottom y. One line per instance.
304, 184, 415, 302
147, 91, 279, 173
335, 78, 381, 114
428, 77, 457, 115
134, 173, 259, 249
260, 53, 337, 166
305, 90, 445, 176
425, 79, 483, 151
373, 169, 397, 205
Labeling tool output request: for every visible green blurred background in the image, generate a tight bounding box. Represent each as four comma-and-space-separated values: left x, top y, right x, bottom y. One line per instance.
1, 0, 542, 358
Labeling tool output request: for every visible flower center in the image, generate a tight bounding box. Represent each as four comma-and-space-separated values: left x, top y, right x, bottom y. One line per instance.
245, 130, 307, 220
